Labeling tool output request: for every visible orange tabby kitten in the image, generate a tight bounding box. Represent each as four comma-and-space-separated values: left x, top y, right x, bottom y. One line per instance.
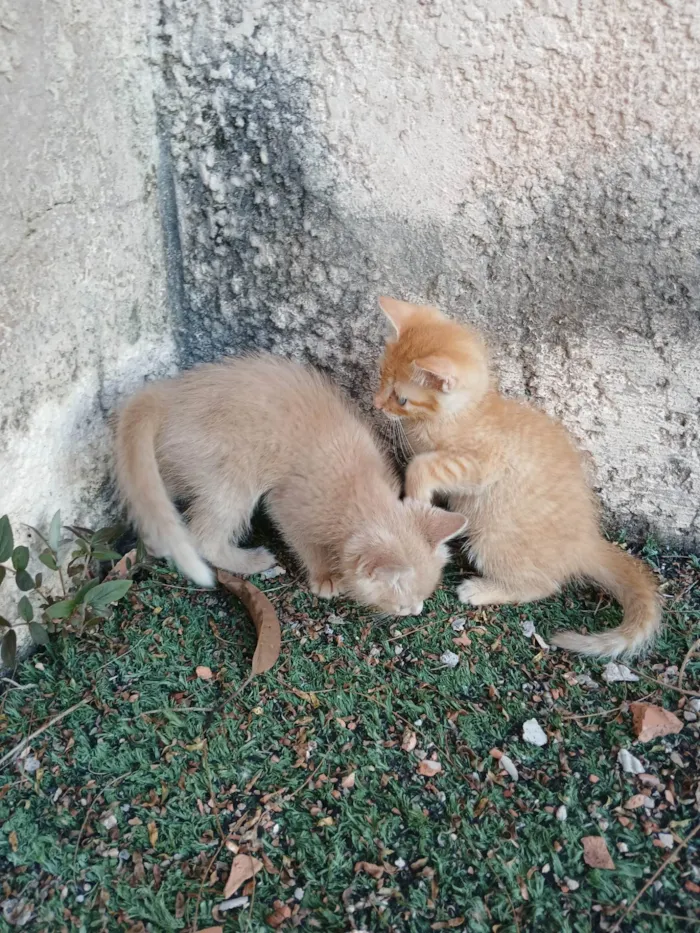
374, 297, 661, 656
115, 352, 466, 616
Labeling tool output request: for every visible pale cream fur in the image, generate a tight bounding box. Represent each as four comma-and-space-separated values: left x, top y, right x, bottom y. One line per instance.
115, 353, 466, 615
375, 298, 662, 656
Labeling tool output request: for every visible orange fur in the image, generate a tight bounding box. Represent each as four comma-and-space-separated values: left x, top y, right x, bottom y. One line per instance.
115, 353, 466, 615
375, 297, 661, 657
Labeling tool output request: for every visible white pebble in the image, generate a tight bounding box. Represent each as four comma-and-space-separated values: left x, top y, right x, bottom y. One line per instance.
657, 833, 674, 849
440, 650, 460, 668
688, 698, 700, 713
520, 619, 536, 638
522, 718, 548, 746
499, 754, 519, 782
565, 878, 580, 891
294, 888, 304, 901
218, 896, 250, 911
602, 662, 639, 683
617, 748, 645, 774
450, 617, 466, 632
556, 805, 568, 822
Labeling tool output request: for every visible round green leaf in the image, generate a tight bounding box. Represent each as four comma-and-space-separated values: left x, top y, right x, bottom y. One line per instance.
11, 546, 29, 572
0, 515, 13, 564
15, 570, 35, 592
39, 549, 58, 571
28, 621, 50, 646
18, 595, 33, 623
1, 629, 17, 667
0, 616, 10, 629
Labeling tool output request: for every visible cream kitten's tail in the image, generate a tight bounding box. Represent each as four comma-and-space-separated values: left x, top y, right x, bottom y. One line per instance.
115, 391, 215, 588
551, 541, 661, 658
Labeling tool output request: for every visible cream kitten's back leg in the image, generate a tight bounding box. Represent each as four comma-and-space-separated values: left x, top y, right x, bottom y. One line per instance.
187, 491, 276, 576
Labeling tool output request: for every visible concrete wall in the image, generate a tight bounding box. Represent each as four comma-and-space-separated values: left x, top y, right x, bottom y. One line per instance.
1, 0, 699, 571
0, 0, 173, 533
157, 0, 700, 547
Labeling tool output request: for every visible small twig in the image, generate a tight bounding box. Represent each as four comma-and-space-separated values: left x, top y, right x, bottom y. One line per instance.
202, 742, 225, 843
0, 698, 89, 767
72, 771, 131, 875
678, 636, 700, 689
609, 821, 700, 933
388, 619, 439, 642
140, 707, 214, 716
629, 668, 700, 697
559, 705, 625, 721
626, 909, 700, 925
190, 838, 225, 933
0, 678, 37, 691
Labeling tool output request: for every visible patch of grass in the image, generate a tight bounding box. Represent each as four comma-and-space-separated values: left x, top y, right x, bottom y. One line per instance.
0, 547, 698, 932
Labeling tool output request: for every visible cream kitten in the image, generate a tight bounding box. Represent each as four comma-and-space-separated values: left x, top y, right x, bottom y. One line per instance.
115, 353, 466, 616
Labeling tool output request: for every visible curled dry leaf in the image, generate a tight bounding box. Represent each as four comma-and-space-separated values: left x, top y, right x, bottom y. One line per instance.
582, 835, 616, 871
217, 571, 281, 675
401, 729, 417, 752
195, 665, 213, 681
224, 854, 263, 898
630, 702, 683, 743
355, 861, 384, 879
417, 759, 442, 777
147, 821, 158, 846
341, 771, 356, 790
198, 928, 224, 933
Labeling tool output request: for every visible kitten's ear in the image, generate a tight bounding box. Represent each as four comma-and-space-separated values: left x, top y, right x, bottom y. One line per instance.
414, 505, 468, 549
378, 296, 418, 336
357, 547, 412, 586
414, 355, 459, 393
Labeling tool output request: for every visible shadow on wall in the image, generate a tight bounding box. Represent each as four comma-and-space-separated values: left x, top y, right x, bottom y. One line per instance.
156, 43, 700, 546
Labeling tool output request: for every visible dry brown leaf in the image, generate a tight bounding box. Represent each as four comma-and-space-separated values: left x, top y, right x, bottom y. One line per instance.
355, 861, 384, 879
198, 928, 223, 933
105, 548, 137, 580
223, 853, 263, 898
624, 794, 649, 810
266, 903, 292, 928
196, 665, 214, 681
147, 822, 158, 846
291, 687, 320, 708
341, 771, 356, 789
8, 830, 18, 852
431, 920, 465, 930
630, 702, 683, 742
582, 835, 616, 870
401, 729, 417, 752
417, 759, 442, 777
217, 571, 281, 675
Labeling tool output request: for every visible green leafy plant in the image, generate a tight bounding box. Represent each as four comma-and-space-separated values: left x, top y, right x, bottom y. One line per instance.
0, 512, 136, 667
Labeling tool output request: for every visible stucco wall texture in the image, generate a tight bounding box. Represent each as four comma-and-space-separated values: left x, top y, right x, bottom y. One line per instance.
1, 0, 699, 568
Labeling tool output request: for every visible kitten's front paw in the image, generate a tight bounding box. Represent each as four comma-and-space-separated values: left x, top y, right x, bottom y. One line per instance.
309, 576, 341, 599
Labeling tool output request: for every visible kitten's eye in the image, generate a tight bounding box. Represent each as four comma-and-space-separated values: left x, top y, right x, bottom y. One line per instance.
397, 396, 407, 406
